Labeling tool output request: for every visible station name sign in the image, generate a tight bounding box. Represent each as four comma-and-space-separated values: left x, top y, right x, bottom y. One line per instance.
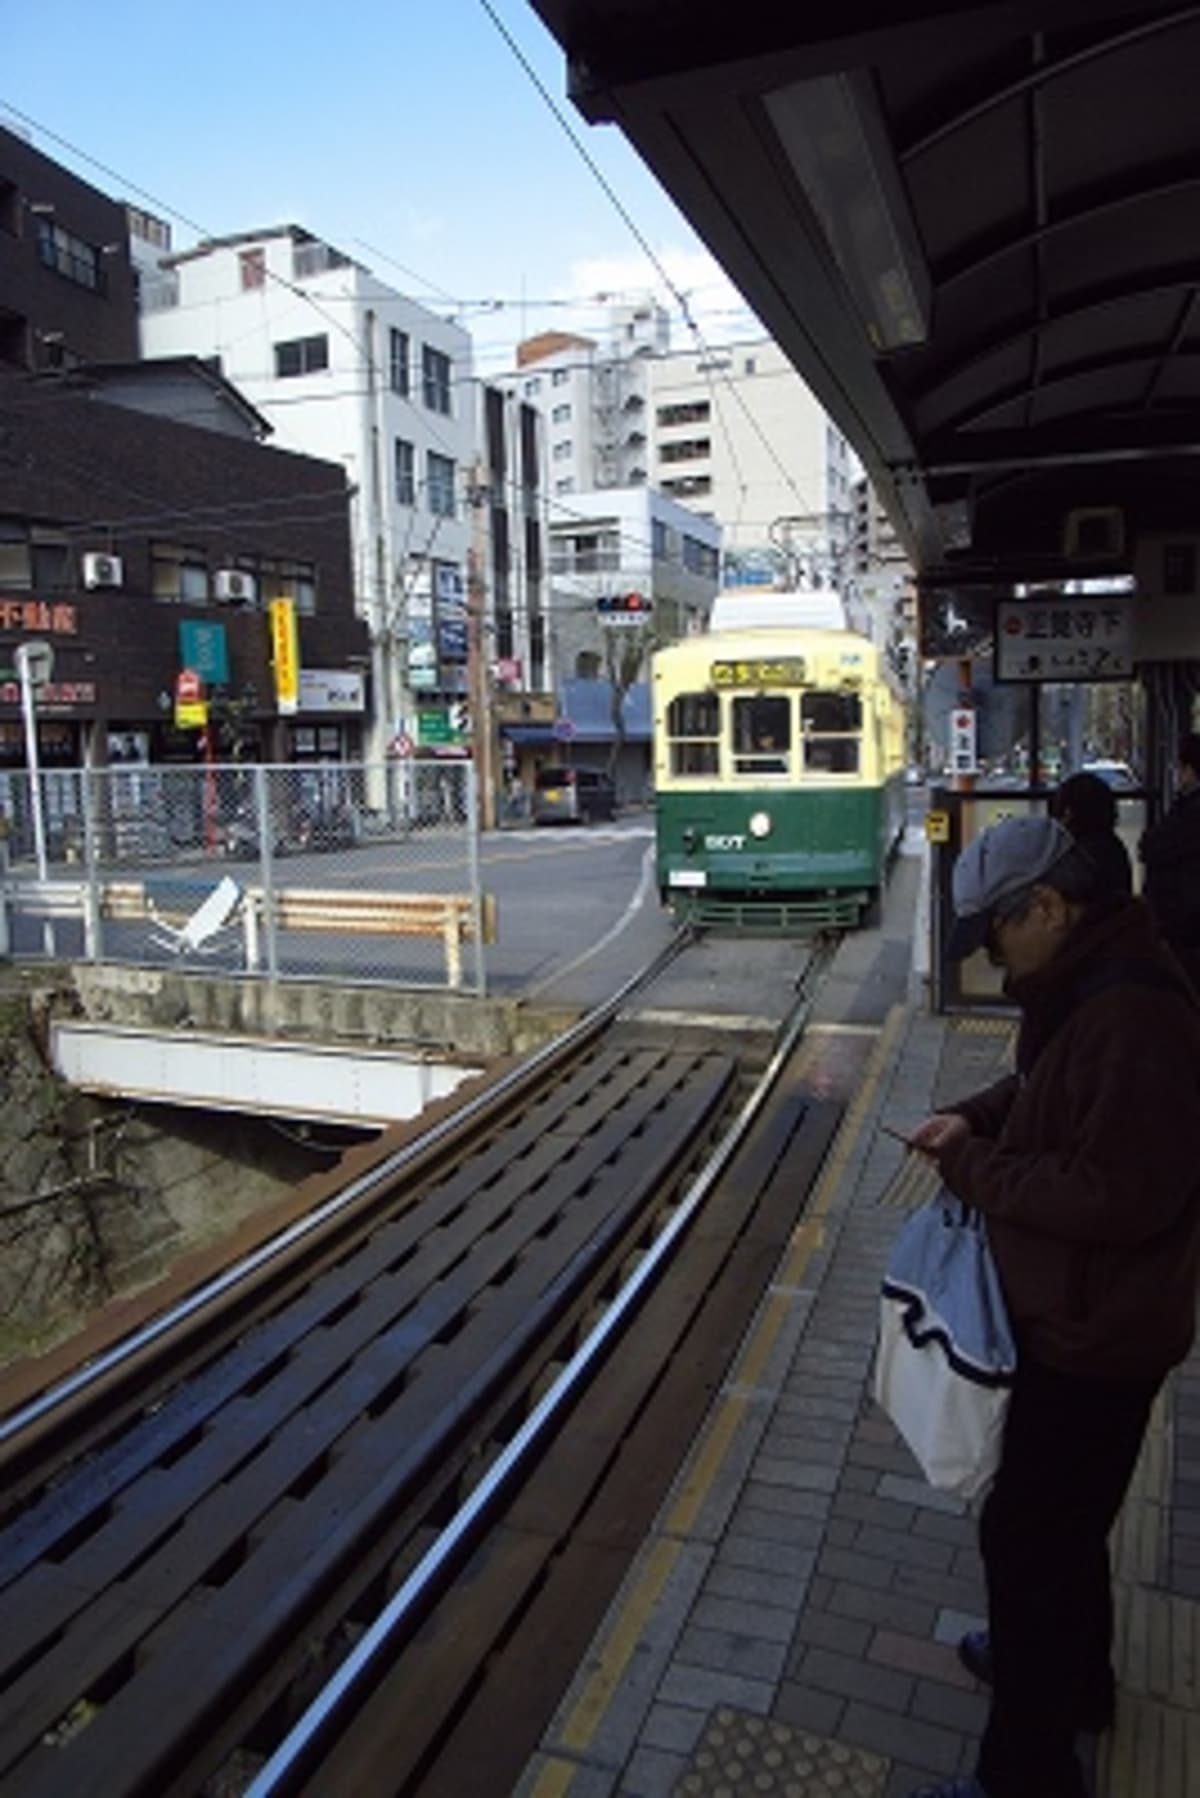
711, 657, 808, 688
995, 594, 1133, 682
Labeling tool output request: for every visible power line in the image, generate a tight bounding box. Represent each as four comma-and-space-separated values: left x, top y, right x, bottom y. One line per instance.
475, 0, 817, 527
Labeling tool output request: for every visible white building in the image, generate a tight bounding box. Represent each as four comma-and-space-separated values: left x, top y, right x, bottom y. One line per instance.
138, 225, 475, 765
547, 487, 720, 687
508, 297, 671, 501
647, 338, 853, 590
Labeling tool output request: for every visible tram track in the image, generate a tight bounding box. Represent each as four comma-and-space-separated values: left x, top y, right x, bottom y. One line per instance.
0, 932, 843, 1797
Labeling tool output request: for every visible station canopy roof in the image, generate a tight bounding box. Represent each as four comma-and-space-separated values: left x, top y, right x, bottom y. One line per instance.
530, 2, 1200, 646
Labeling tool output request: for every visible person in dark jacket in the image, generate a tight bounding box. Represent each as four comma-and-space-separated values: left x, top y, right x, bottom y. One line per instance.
1140, 731, 1200, 984
905, 814, 1200, 1798
1049, 770, 1132, 899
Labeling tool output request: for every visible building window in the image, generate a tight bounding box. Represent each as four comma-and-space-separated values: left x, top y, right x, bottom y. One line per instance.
519, 403, 540, 491
427, 451, 456, 518
422, 344, 451, 415
576, 651, 601, 679
495, 610, 514, 659
656, 400, 710, 428
0, 181, 18, 237
743, 355, 757, 375
394, 438, 415, 507
660, 436, 711, 465
551, 403, 571, 425
0, 522, 69, 590
274, 334, 329, 377
485, 386, 507, 484
682, 534, 719, 578
552, 368, 570, 386
152, 543, 210, 605
389, 328, 410, 397
524, 376, 542, 397
652, 519, 670, 561
34, 217, 102, 291
552, 440, 573, 462
239, 248, 265, 291
235, 555, 318, 615
661, 474, 712, 498
555, 477, 574, 495
549, 529, 619, 575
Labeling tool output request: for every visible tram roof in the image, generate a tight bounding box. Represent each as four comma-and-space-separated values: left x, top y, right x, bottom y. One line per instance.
530, 2, 1200, 638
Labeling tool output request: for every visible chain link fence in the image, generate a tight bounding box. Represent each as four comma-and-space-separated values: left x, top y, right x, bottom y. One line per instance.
0, 761, 489, 992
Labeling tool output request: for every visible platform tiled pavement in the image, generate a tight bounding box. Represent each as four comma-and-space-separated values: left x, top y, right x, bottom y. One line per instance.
517, 1009, 1200, 1798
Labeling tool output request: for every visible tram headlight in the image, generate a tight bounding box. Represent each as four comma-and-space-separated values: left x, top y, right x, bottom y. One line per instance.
749, 811, 772, 839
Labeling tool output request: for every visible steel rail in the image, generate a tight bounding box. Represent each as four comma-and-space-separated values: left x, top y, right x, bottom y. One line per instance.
0, 930, 690, 1449
246, 936, 832, 1797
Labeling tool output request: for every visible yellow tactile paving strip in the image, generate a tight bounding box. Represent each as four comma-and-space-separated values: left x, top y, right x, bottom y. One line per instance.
676, 1710, 888, 1798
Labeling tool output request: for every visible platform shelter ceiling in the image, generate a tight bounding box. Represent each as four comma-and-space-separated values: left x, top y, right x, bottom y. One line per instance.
530, 2, 1200, 612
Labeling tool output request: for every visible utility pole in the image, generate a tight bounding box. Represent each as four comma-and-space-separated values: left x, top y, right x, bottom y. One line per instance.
466, 460, 496, 830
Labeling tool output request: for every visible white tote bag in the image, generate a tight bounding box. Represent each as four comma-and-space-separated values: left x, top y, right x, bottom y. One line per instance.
874, 1192, 1017, 1500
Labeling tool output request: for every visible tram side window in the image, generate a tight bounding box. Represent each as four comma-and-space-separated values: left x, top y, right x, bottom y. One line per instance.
802, 691, 861, 773
733, 696, 790, 773
667, 691, 720, 775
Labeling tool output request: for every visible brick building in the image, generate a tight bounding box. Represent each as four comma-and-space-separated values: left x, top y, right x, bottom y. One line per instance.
0, 123, 138, 373
0, 370, 365, 772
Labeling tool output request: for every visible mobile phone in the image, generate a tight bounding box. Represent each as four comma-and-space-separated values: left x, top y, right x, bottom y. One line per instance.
880, 1123, 917, 1149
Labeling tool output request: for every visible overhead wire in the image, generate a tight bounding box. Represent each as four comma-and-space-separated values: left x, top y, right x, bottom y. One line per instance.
474, 0, 821, 535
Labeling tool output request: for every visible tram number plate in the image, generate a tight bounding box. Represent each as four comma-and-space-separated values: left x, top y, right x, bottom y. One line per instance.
669, 869, 707, 888
925, 810, 951, 843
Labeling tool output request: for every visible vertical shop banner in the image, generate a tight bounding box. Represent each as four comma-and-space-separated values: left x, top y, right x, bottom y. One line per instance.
435, 564, 468, 662
268, 598, 300, 715
408, 575, 437, 692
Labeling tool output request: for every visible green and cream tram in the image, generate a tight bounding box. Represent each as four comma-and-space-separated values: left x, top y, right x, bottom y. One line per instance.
653, 624, 907, 929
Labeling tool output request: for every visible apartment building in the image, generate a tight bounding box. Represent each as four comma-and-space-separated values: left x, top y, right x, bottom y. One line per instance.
509, 298, 671, 501
648, 338, 853, 588
139, 226, 475, 763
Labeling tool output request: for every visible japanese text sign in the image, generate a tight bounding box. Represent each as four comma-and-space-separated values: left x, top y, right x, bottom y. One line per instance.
268, 598, 300, 715
995, 596, 1133, 682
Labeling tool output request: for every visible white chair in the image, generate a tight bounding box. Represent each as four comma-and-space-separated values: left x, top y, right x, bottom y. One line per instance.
147, 875, 243, 956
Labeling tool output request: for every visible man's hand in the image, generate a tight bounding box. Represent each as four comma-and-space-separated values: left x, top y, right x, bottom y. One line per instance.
909, 1113, 972, 1159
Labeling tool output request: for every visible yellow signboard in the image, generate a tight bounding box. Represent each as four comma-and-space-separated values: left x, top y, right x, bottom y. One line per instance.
711, 657, 808, 688
268, 598, 300, 716
925, 809, 951, 844
174, 699, 208, 730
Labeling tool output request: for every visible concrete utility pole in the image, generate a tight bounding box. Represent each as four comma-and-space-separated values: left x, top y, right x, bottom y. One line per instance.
466, 461, 497, 830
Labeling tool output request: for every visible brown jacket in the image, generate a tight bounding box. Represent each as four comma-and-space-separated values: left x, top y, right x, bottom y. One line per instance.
940, 900, 1200, 1381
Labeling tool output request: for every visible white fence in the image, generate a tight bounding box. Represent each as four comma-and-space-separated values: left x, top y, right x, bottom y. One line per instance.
0, 761, 490, 992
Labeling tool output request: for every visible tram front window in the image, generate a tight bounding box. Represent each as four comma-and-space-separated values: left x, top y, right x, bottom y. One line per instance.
667, 691, 720, 775
802, 691, 860, 774
733, 696, 790, 773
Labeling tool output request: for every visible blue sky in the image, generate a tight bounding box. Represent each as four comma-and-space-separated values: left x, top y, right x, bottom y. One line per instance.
1, 0, 757, 371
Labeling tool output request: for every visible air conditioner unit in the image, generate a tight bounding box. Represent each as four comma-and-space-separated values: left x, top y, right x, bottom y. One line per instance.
1063, 508, 1125, 562
82, 551, 123, 590
214, 569, 257, 605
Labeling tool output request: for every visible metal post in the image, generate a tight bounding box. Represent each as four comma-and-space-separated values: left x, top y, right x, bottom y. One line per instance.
16, 645, 54, 956
0, 834, 9, 961
464, 763, 487, 996
80, 767, 101, 962
255, 763, 279, 989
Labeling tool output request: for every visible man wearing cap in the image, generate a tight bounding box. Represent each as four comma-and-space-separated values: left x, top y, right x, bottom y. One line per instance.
906, 813, 1200, 1798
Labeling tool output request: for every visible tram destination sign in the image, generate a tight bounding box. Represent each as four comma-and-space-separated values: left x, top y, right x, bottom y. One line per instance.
711, 656, 808, 688
995, 594, 1133, 682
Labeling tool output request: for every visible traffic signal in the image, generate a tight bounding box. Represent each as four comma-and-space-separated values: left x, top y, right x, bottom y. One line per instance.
596, 592, 652, 622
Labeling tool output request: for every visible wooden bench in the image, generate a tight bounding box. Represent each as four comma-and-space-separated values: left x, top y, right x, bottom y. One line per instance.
99, 881, 496, 988
245, 887, 497, 988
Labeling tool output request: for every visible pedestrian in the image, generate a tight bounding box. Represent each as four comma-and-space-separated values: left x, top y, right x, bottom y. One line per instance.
1140, 731, 1200, 986
1048, 770, 1132, 899
905, 813, 1200, 1798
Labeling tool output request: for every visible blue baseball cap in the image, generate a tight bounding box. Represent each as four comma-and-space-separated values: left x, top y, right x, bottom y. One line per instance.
948, 815, 1077, 960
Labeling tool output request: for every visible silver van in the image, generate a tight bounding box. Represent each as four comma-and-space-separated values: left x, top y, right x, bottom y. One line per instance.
533, 765, 617, 825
